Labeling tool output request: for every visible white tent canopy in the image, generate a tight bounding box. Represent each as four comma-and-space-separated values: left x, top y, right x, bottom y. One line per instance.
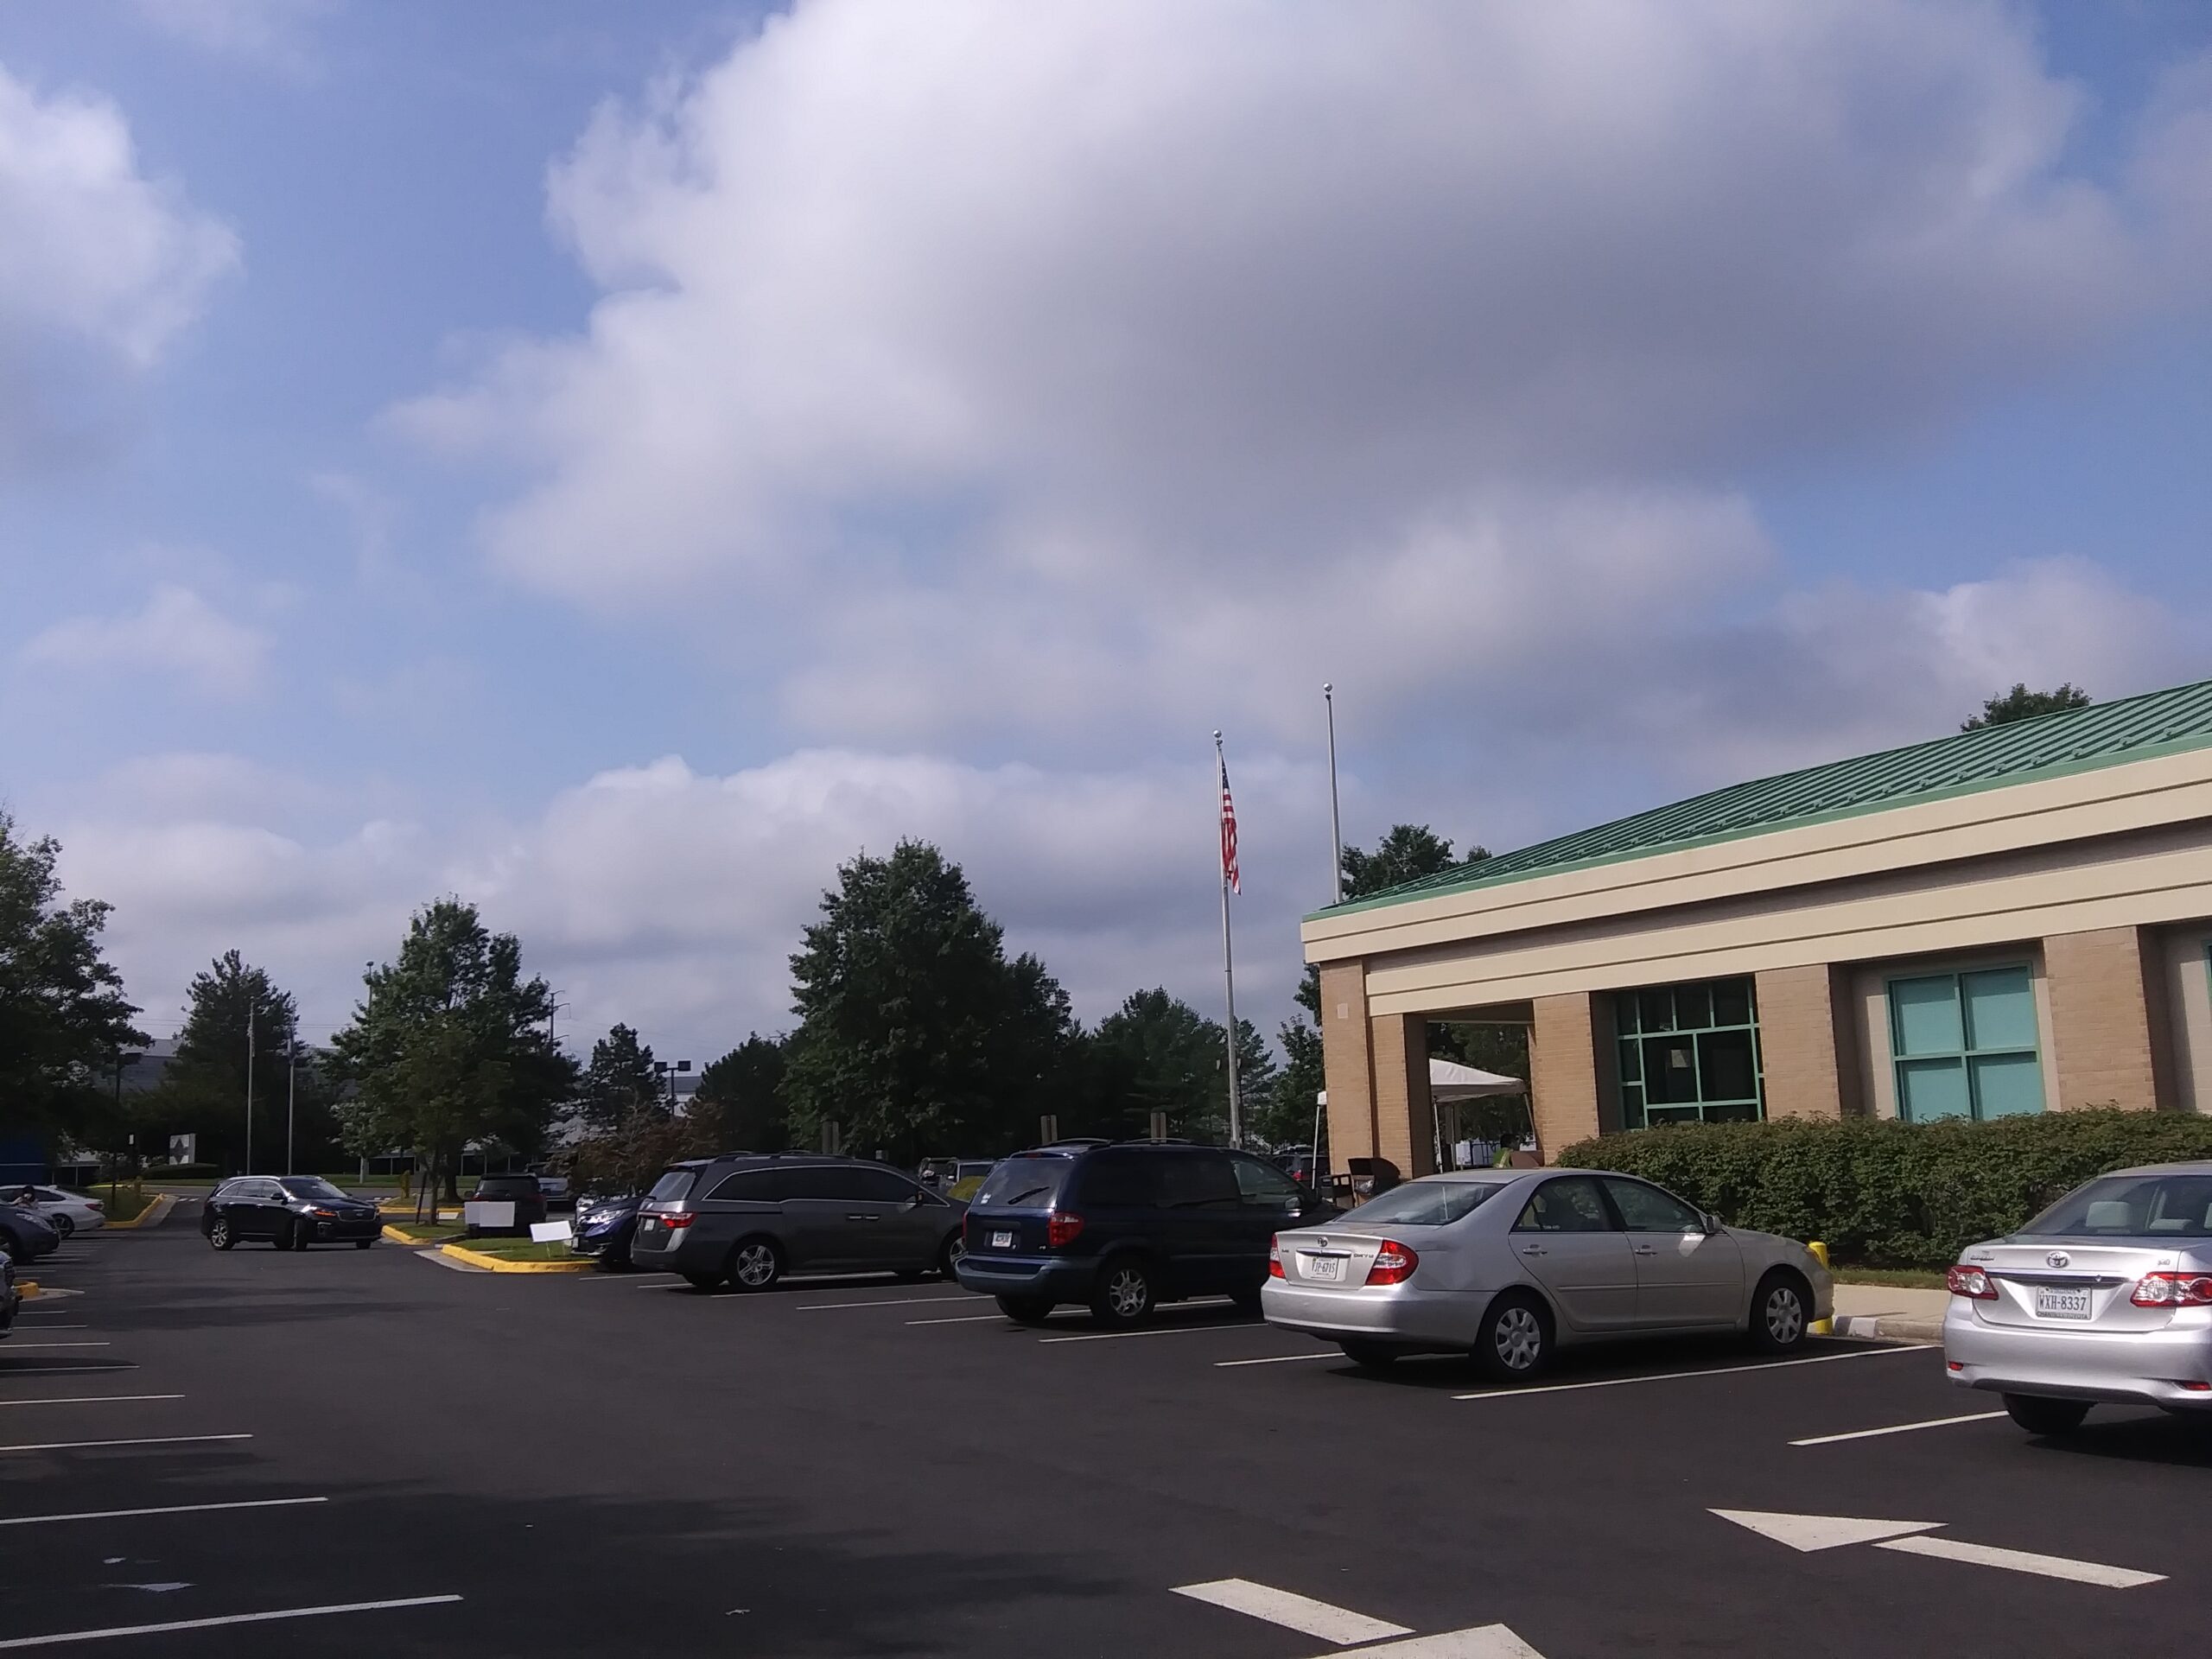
1316, 1056, 1523, 1107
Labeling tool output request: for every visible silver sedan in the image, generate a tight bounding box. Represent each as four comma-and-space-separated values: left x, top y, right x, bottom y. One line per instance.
1262, 1167, 1832, 1380
1945, 1160, 2212, 1435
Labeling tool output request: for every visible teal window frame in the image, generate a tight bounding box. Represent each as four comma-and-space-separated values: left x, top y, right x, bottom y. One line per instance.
1885, 964, 2044, 1122
1614, 977, 1764, 1129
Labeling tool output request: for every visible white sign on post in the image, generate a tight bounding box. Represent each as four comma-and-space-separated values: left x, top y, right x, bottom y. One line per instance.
530, 1220, 574, 1243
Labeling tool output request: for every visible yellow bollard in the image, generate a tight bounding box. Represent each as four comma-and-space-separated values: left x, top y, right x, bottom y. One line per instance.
1808, 1240, 1832, 1335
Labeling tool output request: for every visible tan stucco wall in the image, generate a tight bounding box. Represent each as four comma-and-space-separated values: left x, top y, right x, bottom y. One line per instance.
2156, 926, 2212, 1114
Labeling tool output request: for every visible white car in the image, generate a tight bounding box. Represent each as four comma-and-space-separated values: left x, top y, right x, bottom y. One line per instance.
7, 1185, 106, 1238
1264, 1167, 1833, 1379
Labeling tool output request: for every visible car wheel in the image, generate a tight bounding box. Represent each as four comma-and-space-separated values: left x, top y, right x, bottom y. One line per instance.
996, 1295, 1054, 1325
728, 1237, 784, 1293
1474, 1290, 1552, 1382
207, 1217, 235, 1251
1090, 1257, 1155, 1327
1748, 1269, 1811, 1354
1338, 1339, 1401, 1371
53, 1216, 73, 1239
354, 1239, 373, 1250
682, 1271, 725, 1292
937, 1231, 965, 1279
2004, 1394, 2091, 1436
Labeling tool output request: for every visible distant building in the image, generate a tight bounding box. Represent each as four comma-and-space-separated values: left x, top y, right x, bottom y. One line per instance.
1304, 678, 2212, 1169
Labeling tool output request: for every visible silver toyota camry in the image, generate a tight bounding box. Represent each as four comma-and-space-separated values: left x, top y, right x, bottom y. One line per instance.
1262, 1166, 1832, 1380
1946, 1160, 2212, 1435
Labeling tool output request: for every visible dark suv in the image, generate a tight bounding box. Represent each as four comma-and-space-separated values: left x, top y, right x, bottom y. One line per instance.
466, 1173, 548, 1237
633, 1155, 968, 1291
204, 1176, 382, 1250
955, 1141, 1335, 1326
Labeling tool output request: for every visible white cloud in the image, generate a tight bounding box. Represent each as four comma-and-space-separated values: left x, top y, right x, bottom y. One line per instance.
20, 584, 270, 698
129, 0, 335, 75
0, 61, 238, 468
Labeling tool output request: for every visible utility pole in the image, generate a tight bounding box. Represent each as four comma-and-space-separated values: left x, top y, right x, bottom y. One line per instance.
286, 1039, 297, 1176
245, 1000, 255, 1177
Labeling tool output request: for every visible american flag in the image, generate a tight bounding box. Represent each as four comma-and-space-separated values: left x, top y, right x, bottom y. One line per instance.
1218, 753, 1240, 894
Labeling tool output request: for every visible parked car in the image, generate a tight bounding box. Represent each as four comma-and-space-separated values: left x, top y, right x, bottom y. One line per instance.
0, 1203, 61, 1265
466, 1173, 549, 1237
956, 1141, 1337, 1327
5, 1184, 105, 1238
569, 1192, 643, 1269
532, 1172, 572, 1212
1263, 1167, 1831, 1378
203, 1175, 383, 1250
1, 1255, 16, 1338
1945, 1161, 2212, 1435
633, 1155, 968, 1291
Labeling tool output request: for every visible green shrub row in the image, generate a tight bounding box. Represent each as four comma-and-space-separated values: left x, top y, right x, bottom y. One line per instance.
1557, 1111, 2212, 1268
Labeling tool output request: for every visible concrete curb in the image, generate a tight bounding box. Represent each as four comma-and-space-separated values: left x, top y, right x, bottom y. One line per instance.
380, 1224, 447, 1246
101, 1193, 177, 1231
1832, 1313, 1943, 1344
437, 1243, 595, 1274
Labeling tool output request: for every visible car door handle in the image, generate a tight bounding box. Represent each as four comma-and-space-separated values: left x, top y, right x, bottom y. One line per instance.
1519, 1243, 1546, 1255
846, 1213, 876, 1222
1632, 1245, 1658, 1255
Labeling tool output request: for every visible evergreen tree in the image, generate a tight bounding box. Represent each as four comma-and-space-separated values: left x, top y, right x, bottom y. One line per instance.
694, 1034, 791, 1152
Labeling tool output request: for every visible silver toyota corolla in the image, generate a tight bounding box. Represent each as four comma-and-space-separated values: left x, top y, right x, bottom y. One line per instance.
1262, 1166, 1832, 1380
1946, 1160, 2212, 1435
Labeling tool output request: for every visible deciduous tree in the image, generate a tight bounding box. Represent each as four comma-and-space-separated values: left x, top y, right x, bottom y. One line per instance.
1961, 682, 2091, 730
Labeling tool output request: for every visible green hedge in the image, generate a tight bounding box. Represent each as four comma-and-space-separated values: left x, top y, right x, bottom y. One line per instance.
1558, 1111, 2212, 1269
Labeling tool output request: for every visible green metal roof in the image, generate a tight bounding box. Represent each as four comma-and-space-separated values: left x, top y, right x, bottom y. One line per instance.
1318, 676, 2212, 919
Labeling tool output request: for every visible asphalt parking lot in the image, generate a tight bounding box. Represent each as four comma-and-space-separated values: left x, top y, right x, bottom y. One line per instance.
3, 1213, 2207, 1656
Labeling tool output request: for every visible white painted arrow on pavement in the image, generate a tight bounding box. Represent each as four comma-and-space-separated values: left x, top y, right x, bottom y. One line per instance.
1171, 1580, 1548, 1656
1713, 1510, 2165, 1588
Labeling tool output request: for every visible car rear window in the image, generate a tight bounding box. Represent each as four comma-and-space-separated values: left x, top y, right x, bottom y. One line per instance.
647, 1167, 699, 1203
1346, 1179, 1504, 1228
973, 1155, 1071, 1210
704, 1168, 779, 1202
2021, 1173, 2212, 1238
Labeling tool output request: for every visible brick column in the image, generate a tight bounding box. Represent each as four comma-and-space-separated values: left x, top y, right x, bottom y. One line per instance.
1371, 1013, 1434, 1179
1317, 961, 1376, 1175
1529, 993, 1602, 1161
2044, 926, 2164, 1112
1755, 965, 1847, 1121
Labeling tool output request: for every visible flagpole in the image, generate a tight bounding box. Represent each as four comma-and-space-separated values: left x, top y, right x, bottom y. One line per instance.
1214, 730, 1243, 1148
1324, 683, 1344, 906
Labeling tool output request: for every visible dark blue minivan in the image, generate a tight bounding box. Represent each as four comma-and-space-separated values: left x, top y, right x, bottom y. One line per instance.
955, 1141, 1336, 1326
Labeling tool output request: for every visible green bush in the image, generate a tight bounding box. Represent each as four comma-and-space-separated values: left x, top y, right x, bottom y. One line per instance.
1558, 1111, 2212, 1268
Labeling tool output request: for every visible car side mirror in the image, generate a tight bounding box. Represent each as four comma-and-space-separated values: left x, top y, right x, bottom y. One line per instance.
1701, 1212, 1722, 1235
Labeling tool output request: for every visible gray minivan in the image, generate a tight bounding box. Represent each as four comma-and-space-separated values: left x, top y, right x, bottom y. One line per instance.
632, 1154, 968, 1291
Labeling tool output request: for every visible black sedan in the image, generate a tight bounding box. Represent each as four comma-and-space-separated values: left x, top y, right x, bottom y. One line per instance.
203, 1175, 383, 1250
0, 1205, 60, 1265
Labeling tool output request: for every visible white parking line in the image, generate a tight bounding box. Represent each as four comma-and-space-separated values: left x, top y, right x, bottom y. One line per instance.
798, 1295, 977, 1311
1452, 1344, 1927, 1400
1215, 1352, 1337, 1368
1171, 1579, 1412, 1645
1791, 1412, 2005, 1447
0, 1396, 182, 1410
0, 1433, 251, 1454
0, 1593, 463, 1649
0, 1497, 326, 1529
1040, 1321, 1265, 1344
0, 1367, 132, 1376
907, 1313, 1011, 1325
0, 1344, 110, 1352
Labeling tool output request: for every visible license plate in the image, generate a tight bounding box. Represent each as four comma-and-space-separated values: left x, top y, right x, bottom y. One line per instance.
1305, 1255, 1345, 1283
991, 1230, 1014, 1249
2036, 1286, 2093, 1319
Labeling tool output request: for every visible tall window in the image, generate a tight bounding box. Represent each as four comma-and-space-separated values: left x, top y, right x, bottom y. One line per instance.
1615, 977, 1763, 1128
1888, 965, 2043, 1121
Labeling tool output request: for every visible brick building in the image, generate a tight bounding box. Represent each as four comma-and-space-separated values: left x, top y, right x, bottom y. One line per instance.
1302, 678, 2212, 1173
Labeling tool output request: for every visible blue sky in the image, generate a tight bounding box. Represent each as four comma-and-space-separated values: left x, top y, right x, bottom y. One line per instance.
2, 0, 2209, 1059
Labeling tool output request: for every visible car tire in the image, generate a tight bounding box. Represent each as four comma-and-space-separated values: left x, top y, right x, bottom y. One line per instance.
2004, 1394, 2091, 1436
207, 1217, 235, 1251
937, 1232, 965, 1279
1474, 1289, 1552, 1382
1338, 1339, 1401, 1371
1748, 1269, 1812, 1355
1090, 1257, 1155, 1327
727, 1237, 785, 1293
354, 1239, 373, 1250
996, 1295, 1053, 1325
682, 1271, 724, 1291
53, 1216, 73, 1239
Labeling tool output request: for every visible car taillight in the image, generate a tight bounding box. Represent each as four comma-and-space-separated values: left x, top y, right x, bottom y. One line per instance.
663, 1212, 696, 1230
86, 1200, 103, 1211
2132, 1271, 2212, 1307
1365, 1239, 1418, 1286
1945, 1265, 1996, 1300
1046, 1211, 1084, 1249
1268, 1236, 1284, 1279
